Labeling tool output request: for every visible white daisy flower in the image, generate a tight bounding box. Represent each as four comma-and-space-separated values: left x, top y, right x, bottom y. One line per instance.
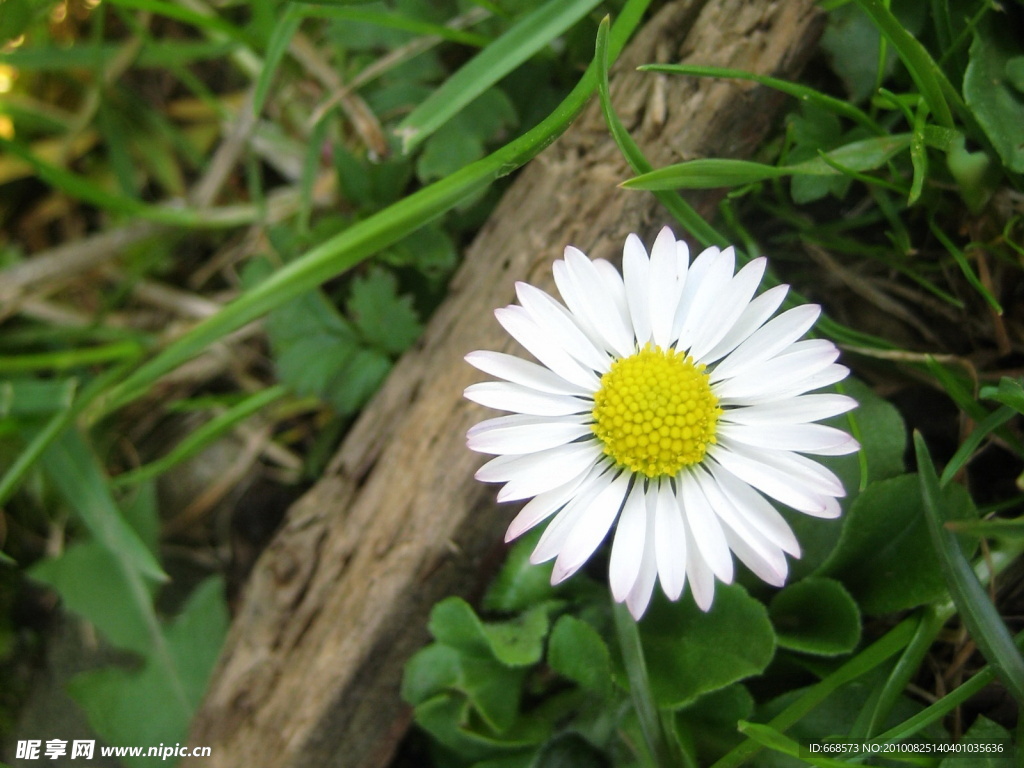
464, 227, 859, 619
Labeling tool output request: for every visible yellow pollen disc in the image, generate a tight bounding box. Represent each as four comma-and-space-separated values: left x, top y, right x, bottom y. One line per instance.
591, 344, 721, 478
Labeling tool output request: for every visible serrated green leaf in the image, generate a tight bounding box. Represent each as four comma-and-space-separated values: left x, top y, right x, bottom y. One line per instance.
818, 474, 977, 615
547, 616, 612, 698
769, 578, 861, 656
348, 267, 423, 354
638, 585, 775, 709
964, 19, 1024, 173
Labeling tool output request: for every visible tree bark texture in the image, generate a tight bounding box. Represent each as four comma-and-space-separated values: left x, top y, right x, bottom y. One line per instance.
185, 1, 825, 766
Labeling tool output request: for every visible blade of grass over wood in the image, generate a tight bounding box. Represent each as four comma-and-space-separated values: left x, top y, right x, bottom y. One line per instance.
395, 0, 605, 154
915, 431, 1024, 707
594, 18, 727, 249
110, 385, 288, 488
92, 0, 653, 416
623, 134, 913, 190
638, 64, 883, 134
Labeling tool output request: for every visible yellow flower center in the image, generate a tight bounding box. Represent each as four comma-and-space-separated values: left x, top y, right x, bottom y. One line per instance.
591, 344, 721, 478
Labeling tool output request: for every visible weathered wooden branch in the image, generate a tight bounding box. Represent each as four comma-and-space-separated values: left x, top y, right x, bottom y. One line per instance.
185, 1, 824, 765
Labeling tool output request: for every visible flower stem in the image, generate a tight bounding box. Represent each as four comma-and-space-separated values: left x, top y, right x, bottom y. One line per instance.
613, 601, 691, 768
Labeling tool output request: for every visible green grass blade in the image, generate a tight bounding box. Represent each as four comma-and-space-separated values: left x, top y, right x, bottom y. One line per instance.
939, 405, 1017, 487
915, 431, 1024, 707
111, 385, 288, 488
104, 0, 250, 45
623, 135, 913, 191
252, 3, 304, 116
638, 64, 883, 135
92, 0, 654, 416
928, 217, 1003, 313
40, 428, 166, 584
594, 19, 728, 249
854, 0, 955, 129
395, 0, 605, 153
296, 6, 491, 47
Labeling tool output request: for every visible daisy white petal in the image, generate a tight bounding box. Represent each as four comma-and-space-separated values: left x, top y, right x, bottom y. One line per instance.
556, 248, 634, 358
505, 470, 590, 542
490, 443, 604, 502
685, 522, 716, 611
531, 468, 616, 565
609, 482, 648, 601
464, 381, 590, 416
679, 472, 734, 584
706, 463, 800, 556
718, 422, 860, 456
515, 282, 610, 373
713, 344, 840, 403
710, 304, 821, 382
465, 351, 588, 396
622, 234, 652, 344
552, 472, 630, 584
676, 247, 737, 353
722, 394, 858, 425
626, 500, 659, 619
655, 480, 688, 600
673, 245, 731, 340
688, 257, 767, 361
702, 284, 789, 364
466, 414, 590, 455
722, 525, 789, 586
495, 306, 600, 390
649, 226, 682, 349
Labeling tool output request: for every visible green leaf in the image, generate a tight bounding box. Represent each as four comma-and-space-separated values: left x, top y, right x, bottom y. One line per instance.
547, 616, 612, 698
402, 643, 463, 705
30, 540, 153, 655
818, 474, 977, 615
964, 18, 1024, 173
348, 267, 423, 355
64, 577, 226, 767
916, 433, 1024, 707
483, 528, 557, 613
769, 578, 861, 656
982, 377, 1024, 414
529, 733, 607, 768
637, 585, 775, 709
417, 88, 518, 182
413, 693, 549, 761
736, 722, 852, 768
937, 716, 1013, 768
40, 428, 165, 583
164, 576, 229, 709
396, 0, 604, 152
427, 596, 550, 668
0, 378, 77, 417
